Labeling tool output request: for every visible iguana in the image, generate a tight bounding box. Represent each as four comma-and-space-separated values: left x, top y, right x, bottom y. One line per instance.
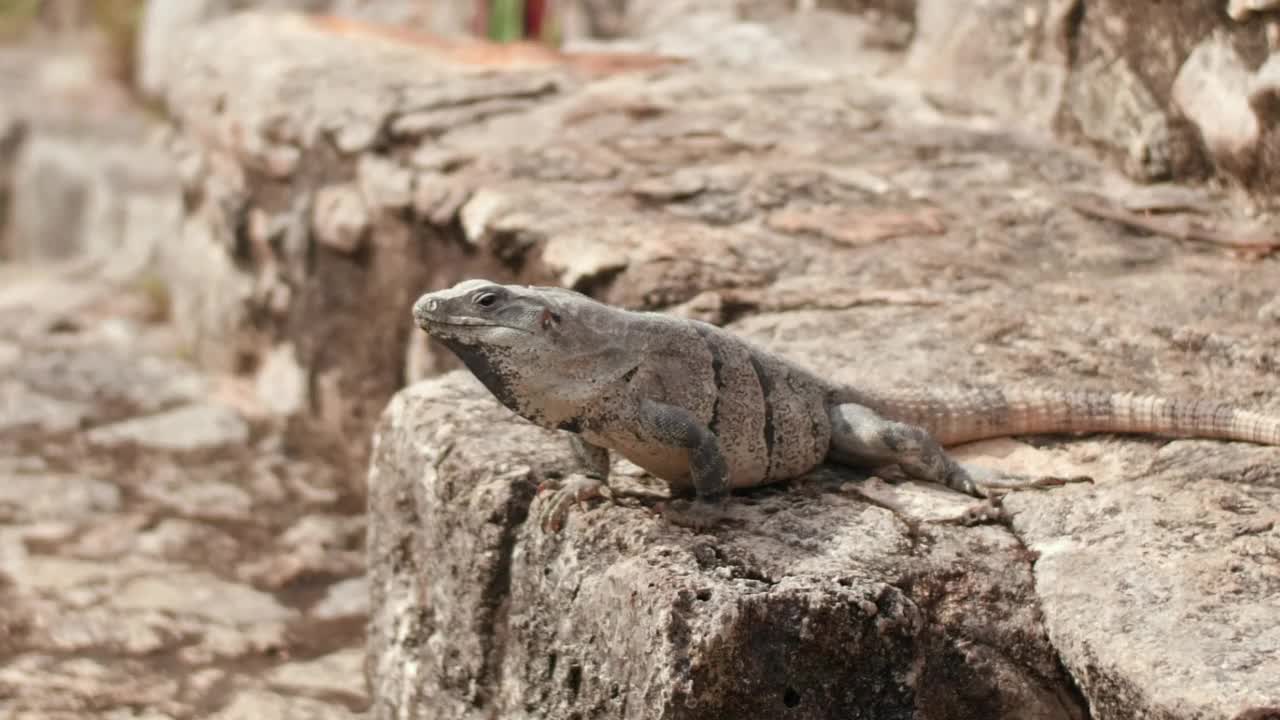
412, 279, 1280, 530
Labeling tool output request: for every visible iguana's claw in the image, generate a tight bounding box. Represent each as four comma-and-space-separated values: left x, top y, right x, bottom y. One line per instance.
537, 475, 612, 533
939, 495, 1011, 526
987, 474, 1093, 491
964, 464, 1094, 498
658, 498, 730, 531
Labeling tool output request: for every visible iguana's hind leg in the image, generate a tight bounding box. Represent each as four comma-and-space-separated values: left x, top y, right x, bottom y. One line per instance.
827, 403, 1089, 498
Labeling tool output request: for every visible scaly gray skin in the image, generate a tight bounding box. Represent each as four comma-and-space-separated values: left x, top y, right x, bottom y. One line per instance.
412, 279, 1280, 530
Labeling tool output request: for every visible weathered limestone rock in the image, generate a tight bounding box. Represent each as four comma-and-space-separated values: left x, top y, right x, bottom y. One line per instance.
0, 472, 121, 523
5, 132, 180, 268
86, 402, 250, 452
0, 107, 23, 244
1229, 0, 1280, 20
266, 647, 367, 702
153, 12, 580, 464
902, 0, 1071, 130
359, 39, 1280, 714
153, 5, 1280, 486
1172, 31, 1260, 179
137, 1, 433, 93
312, 575, 370, 620
370, 327, 1280, 719
148, 9, 969, 468
5, 343, 208, 418
902, 0, 1280, 192
370, 309, 1280, 718
312, 183, 371, 254
136, 0, 481, 98
0, 44, 180, 269
1009, 443, 1280, 719
0, 379, 92, 434
0, 310, 373, 715
571, 1, 906, 72
7, 133, 94, 260
367, 374, 1086, 720
212, 688, 359, 720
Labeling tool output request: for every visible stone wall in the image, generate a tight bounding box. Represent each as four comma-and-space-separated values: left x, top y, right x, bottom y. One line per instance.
0, 40, 180, 280
357, 37, 1280, 711
135, 0, 479, 97
903, 0, 1280, 192
137, 0, 1280, 475
134, 3, 930, 472
151, 13, 588, 467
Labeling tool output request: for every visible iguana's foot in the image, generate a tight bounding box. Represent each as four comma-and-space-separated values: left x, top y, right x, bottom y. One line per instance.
537, 474, 613, 533
659, 497, 730, 531
937, 495, 1011, 526
958, 464, 1093, 498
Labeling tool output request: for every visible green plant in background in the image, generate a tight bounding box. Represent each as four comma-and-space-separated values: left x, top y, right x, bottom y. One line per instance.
91, 0, 145, 47
0, 0, 41, 41
479, 0, 560, 46
488, 0, 523, 42
90, 0, 146, 85
0, 0, 145, 83
130, 270, 173, 324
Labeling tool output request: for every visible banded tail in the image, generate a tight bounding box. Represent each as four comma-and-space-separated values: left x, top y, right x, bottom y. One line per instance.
853, 387, 1280, 448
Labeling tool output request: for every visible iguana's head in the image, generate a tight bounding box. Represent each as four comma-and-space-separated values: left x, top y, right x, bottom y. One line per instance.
412, 279, 575, 349
412, 279, 630, 424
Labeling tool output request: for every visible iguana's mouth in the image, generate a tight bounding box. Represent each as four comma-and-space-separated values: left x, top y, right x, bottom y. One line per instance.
417, 318, 531, 335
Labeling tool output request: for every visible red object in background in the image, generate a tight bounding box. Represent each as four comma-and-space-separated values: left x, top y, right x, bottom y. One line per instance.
471, 0, 488, 37
472, 0, 548, 40
525, 0, 548, 38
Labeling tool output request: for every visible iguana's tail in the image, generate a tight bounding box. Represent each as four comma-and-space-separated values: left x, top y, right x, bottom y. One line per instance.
849, 387, 1280, 448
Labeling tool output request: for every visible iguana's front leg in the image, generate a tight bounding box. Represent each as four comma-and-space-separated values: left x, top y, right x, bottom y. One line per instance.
540, 400, 731, 531
635, 399, 729, 499
828, 403, 1089, 521
635, 399, 732, 529
539, 435, 614, 532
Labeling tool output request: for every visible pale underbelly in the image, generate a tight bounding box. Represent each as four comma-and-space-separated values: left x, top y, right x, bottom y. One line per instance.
583, 430, 776, 493
601, 435, 694, 488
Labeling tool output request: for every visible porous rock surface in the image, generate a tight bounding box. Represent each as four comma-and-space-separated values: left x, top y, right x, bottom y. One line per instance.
0, 40, 180, 271
0, 268, 371, 717
369, 286, 1280, 719
903, 0, 1280, 191
370, 374, 1095, 720
360, 17, 1279, 719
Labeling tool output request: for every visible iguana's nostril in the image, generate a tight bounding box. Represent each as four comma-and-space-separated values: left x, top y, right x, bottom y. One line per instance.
412, 296, 439, 323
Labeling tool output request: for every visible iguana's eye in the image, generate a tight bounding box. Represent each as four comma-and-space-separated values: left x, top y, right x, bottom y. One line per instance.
474, 292, 498, 308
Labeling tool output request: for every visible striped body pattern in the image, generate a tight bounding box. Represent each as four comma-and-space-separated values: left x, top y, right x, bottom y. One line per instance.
578, 318, 833, 492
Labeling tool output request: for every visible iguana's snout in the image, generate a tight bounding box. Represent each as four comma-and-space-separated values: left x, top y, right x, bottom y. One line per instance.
411, 279, 554, 348
410, 294, 441, 328
413, 280, 505, 336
